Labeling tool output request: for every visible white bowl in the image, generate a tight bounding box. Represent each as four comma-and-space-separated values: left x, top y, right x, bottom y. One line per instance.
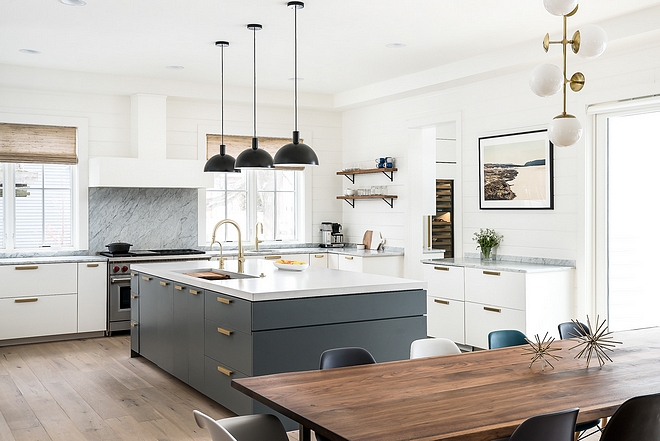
273, 261, 309, 271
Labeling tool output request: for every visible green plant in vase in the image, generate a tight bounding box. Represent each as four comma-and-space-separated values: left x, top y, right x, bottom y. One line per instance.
473, 228, 503, 261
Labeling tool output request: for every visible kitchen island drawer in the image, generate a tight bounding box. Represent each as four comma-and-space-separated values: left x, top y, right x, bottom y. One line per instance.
0, 294, 78, 340
204, 320, 253, 375
0, 263, 77, 298
205, 291, 251, 333
464, 267, 525, 310
204, 357, 252, 416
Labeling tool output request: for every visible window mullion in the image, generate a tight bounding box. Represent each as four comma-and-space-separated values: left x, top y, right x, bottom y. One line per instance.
5, 164, 16, 249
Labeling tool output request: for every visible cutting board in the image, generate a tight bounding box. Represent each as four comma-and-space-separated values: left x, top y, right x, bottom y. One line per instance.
186, 271, 230, 280
362, 230, 384, 250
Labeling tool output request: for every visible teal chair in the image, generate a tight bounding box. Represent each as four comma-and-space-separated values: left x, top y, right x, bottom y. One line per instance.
488, 329, 528, 349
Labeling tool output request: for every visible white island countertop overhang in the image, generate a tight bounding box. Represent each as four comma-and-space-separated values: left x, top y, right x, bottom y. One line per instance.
131, 259, 426, 302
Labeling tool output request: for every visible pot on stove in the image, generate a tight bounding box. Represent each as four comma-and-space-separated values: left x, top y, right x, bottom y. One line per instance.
105, 241, 133, 253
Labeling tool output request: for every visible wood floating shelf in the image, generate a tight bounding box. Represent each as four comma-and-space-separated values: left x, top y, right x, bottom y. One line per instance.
337, 195, 398, 208
337, 168, 397, 183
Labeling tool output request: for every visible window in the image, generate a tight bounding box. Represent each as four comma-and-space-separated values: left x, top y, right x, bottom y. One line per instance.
205, 134, 302, 243
0, 123, 77, 251
593, 99, 660, 331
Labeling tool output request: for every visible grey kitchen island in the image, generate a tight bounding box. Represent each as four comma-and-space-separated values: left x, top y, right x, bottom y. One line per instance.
130, 259, 426, 428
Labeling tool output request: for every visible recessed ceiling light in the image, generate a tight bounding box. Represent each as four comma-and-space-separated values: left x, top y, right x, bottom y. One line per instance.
19, 49, 41, 55
60, 0, 86, 5
386, 43, 406, 49
165, 65, 184, 70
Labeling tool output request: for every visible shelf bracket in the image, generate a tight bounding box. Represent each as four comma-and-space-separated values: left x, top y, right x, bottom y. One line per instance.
343, 174, 355, 184
342, 198, 355, 208
382, 197, 394, 208
381, 170, 394, 181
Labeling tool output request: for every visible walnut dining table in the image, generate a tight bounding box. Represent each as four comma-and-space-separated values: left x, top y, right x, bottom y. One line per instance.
232, 327, 660, 441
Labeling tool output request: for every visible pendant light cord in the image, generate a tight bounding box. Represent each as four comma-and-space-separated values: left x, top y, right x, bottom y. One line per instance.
253, 26, 257, 144
294, 5, 298, 132
221, 44, 225, 147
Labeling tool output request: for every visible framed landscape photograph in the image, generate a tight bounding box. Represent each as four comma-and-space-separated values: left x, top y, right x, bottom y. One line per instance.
478, 130, 554, 209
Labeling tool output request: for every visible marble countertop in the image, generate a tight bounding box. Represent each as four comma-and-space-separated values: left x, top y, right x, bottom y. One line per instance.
132, 259, 424, 302
0, 255, 107, 265
206, 246, 404, 258
420, 257, 575, 273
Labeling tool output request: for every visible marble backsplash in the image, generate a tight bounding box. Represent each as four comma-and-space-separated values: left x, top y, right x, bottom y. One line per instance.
88, 188, 198, 252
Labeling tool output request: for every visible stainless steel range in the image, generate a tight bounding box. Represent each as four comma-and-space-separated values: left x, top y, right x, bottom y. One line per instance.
101, 249, 211, 334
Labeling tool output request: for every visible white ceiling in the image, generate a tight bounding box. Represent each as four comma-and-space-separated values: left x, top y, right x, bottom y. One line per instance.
1, 0, 659, 97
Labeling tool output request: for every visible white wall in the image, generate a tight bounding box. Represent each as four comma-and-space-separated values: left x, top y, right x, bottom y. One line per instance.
341, 35, 660, 319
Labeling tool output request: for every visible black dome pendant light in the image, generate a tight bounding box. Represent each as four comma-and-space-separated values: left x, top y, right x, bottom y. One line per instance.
274, 1, 319, 166
204, 41, 240, 173
235, 24, 274, 169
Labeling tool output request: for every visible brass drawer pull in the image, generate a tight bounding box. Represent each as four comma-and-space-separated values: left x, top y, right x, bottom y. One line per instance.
15, 265, 38, 270
159, 281, 169, 286
131, 322, 138, 327
483, 271, 501, 276
434, 299, 450, 305
131, 272, 137, 277
484, 307, 502, 313
141, 276, 152, 281
174, 285, 184, 291
217, 327, 233, 336
434, 266, 450, 271
131, 295, 138, 299
264, 255, 282, 260
217, 366, 233, 377
217, 296, 232, 304
86, 263, 99, 268
15, 298, 38, 303
345, 256, 354, 260
190, 289, 200, 295
314, 254, 324, 258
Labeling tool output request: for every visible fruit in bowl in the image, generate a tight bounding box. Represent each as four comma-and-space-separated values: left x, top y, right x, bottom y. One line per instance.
273, 259, 309, 271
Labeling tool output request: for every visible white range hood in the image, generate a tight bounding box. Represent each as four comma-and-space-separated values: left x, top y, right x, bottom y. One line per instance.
89, 94, 213, 188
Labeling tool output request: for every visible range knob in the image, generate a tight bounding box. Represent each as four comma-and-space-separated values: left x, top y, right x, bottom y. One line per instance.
113, 265, 120, 273
122, 265, 129, 273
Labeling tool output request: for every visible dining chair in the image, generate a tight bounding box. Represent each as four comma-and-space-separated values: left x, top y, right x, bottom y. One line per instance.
488, 329, 528, 349
557, 321, 601, 441
598, 392, 660, 441
505, 407, 579, 441
558, 321, 590, 339
316, 347, 377, 441
319, 346, 376, 369
193, 410, 289, 441
410, 337, 461, 359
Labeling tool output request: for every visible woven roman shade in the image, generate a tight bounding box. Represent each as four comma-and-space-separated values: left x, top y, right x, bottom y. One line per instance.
0, 123, 78, 165
206, 134, 303, 170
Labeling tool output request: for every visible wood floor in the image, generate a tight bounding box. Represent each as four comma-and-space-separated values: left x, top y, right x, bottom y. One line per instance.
0, 335, 298, 441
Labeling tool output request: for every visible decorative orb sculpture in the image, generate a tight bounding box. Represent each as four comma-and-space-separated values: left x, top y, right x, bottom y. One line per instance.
569, 316, 622, 368
522, 332, 562, 370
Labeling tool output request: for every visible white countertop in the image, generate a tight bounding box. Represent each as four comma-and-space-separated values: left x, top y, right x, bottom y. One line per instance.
206, 246, 404, 258
132, 259, 425, 302
0, 255, 107, 265
420, 257, 574, 273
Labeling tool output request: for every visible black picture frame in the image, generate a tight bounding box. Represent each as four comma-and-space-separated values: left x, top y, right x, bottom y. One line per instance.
478, 130, 554, 210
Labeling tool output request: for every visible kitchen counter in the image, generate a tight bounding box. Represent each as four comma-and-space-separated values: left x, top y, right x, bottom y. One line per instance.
0, 255, 107, 265
132, 258, 424, 301
421, 257, 574, 273
206, 245, 404, 258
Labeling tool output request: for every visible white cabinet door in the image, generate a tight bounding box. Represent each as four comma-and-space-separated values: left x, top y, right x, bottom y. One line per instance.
338, 255, 363, 272
0, 263, 77, 298
427, 296, 465, 344
464, 301, 526, 349
0, 294, 78, 340
422, 264, 464, 301
309, 253, 327, 268
327, 253, 339, 270
246, 253, 307, 262
464, 268, 526, 310
77, 262, 107, 333
362, 256, 403, 277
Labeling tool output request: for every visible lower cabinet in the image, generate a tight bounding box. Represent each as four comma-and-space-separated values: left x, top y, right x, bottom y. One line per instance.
337, 254, 403, 277
77, 262, 107, 333
0, 294, 78, 340
309, 253, 327, 268
138, 275, 174, 374
172, 283, 205, 391
427, 296, 465, 344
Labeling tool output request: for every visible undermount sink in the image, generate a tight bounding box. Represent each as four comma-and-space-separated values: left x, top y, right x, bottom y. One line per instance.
244, 249, 279, 255
182, 268, 258, 280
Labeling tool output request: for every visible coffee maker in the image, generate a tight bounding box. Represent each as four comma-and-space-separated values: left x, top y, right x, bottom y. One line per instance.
320, 222, 345, 247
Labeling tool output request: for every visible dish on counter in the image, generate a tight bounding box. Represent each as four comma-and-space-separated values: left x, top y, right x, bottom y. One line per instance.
273, 259, 309, 271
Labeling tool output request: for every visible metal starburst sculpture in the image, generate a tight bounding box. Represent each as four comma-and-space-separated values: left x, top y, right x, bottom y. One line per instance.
522, 332, 562, 370
569, 316, 622, 368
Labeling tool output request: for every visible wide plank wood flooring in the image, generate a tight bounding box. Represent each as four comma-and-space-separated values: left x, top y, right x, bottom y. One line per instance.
0, 335, 298, 441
